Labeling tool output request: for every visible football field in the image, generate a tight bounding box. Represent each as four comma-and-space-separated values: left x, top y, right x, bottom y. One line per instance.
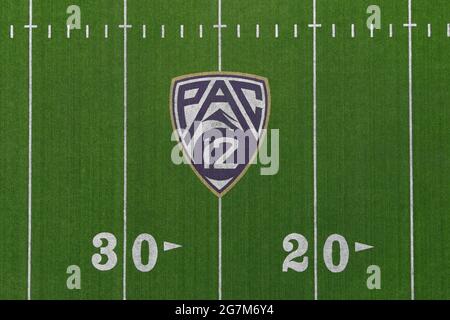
0, 0, 449, 300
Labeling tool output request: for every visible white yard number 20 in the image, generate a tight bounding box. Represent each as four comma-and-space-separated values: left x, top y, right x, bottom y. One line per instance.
92, 232, 158, 272
282, 233, 349, 273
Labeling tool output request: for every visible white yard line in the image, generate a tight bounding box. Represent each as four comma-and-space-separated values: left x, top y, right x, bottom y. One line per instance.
215, 0, 224, 300
119, 0, 131, 301
25, 0, 36, 301
403, 0, 416, 301
216, 0, 223, 71
311, 0, 319, 301
407, 0, 415, 301
218, 196, 222, 300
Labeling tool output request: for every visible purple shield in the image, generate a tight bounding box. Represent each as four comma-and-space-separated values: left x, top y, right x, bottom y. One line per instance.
170, 72, 270, 196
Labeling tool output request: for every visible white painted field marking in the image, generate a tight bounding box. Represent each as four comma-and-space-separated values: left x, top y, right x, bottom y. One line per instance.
370, 24, 374, 38
447, 24, 450, 37
161, 25, 165, 38
236, 24, 240, 38
119, 0, 132, 301
275, 24, 279, 38
256, 24, 260, 38
408, 0, 415, 301
294, 24, 298, 38
10, 25, 14, 39
355, 242, 374, 252
389, 24, 393, 38
47, 25, 52, 39
404, 0, 416, 300
351, 23, 355, 38
85, 25, 90, 38
180, 24, 184, 38
142, 24, 146, 39
218, 196, 222, 300
24, 0, 37, 300
199, 24, 203, 38
427, 24, 431, 38
66, 24, 71, 38
308, 23, 322, 28
213, 0, 226, 72
332, 24, 336, 38
163, 242, 182, 252
215, 0, 224, 301
105, 25, 109, 38
310, 0, 319, 300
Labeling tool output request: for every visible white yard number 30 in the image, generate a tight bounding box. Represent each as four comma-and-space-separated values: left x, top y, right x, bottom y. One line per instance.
282, 233, 349, 273
92, 232, 158, 272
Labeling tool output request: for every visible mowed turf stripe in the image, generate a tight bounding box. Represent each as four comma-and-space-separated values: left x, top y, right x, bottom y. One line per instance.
126, 0, 217, 299
413, 0, 450, 299
0, 1, 29, 299
317, 0, 411, 299
31, 0, 123, 299
222, 0, 314, 299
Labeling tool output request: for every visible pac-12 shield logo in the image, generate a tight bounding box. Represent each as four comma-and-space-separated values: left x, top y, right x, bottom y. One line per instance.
170, 72, 270, 196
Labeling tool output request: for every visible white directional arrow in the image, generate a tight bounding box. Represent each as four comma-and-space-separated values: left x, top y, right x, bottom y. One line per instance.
163, 241, 182, 252
354, 242, 374, 253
